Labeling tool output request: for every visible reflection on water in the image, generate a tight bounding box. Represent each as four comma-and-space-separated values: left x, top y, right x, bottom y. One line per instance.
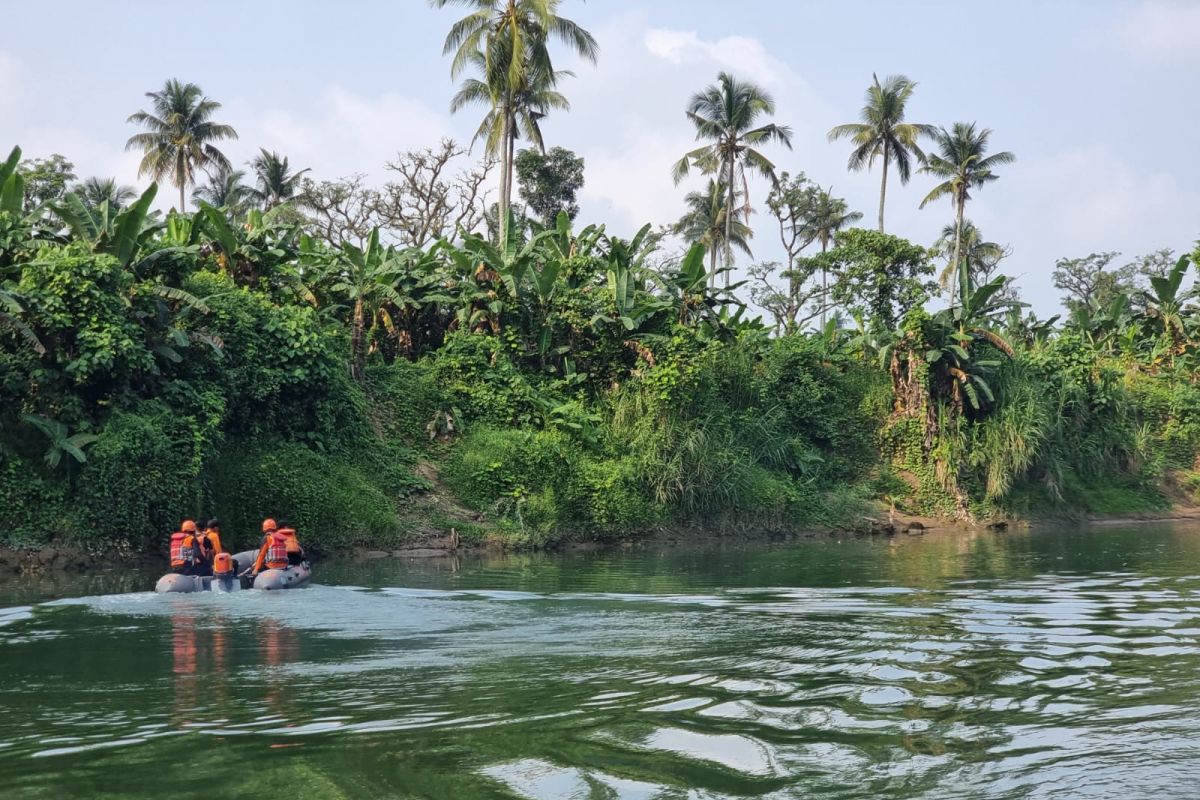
1, 525, 1200, 798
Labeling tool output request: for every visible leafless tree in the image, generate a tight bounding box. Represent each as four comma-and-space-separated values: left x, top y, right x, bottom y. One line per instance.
296, 174, 381, 246
296, 140, 494, 248
378, 139, 494, 247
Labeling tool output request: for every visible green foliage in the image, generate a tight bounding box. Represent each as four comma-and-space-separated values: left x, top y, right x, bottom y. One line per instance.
17, 153, 76, 211
212, 439, 406, 553
0, 453, 79, 547
365, 361, 445, 447
428, 331, 544, 428
76, 402, 216, 549
819, 229, 935, 329
442, 427, 658, 543
180, 270, 340, 438
756, 335, 882, 482
4, 130, 1200, 553
16, 246, 154, 390
515, 147, 585, 223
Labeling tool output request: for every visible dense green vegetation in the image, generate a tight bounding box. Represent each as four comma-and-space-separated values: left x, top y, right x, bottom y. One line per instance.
2, 2, 1198, 556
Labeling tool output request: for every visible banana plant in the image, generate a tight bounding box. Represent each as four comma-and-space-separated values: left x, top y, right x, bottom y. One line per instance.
1142, 253, 1193, 365
656, 242, 745, 330
1071, 291, 1133, 354
535, 211, 607, 264
925, 260, 1022, 411
593, 257, 666, 334
50, 183, 161, 268
380, 246, 454, 359
1003, 308, 1059, 351
0, 285, 44, 354
20, 414, 99, 470
436, 227, 557, 336
324, 228, 440, 379
198, 202, 301, 289
0, 146, 23, 217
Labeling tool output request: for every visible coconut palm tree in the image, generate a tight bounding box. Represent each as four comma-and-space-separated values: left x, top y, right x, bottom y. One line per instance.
73, 177, 137, 212
125, 79, 238, 212
932, 220, 1008, 293
672, 72, 792, 286
672, 179, 753, 279
451, 49, 569, 201
192, 168, 256, 217
920, 122, 1015, 304
803, 187, 862, 325
828, 74, 933, 233
250, 149, 310, 210
433, 0, 597, 245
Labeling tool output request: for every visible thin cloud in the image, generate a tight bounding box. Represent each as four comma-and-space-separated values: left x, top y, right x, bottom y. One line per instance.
235, 86, 455, 182
1113, 1, 1200, 61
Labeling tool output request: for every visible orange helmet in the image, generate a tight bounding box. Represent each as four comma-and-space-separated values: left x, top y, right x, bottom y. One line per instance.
181, 519, 197, 533
262, 518, 278, 533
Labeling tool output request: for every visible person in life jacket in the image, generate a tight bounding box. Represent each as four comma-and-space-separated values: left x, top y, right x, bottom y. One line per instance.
250, 518, 288, 576
169, 520, 200, 575
195, 519, 225, 576
276, 520, 305, 566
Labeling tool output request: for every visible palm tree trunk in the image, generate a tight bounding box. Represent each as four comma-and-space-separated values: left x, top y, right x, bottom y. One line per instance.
498, 103, 512, 246
506, 115, 516, 237
351, 297, 366, 382
176, 153, 187, 213
820, 233, 830, 328
878, 143, 888, 232
724, 157, 735, 289
950, 193, 965, 306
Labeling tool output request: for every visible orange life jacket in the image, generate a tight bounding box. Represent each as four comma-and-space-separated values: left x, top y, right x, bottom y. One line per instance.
200, 530, 223, 559
170, 532, 196, 568
264, 531, 289, 570
278, 527, 301, 554
212, 552, 234, 577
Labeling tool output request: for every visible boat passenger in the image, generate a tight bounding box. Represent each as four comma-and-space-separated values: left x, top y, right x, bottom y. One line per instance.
276, 521, 306, 566
169, 520, 200, 575
200, 518, 224, 562
250, 519, 289, 577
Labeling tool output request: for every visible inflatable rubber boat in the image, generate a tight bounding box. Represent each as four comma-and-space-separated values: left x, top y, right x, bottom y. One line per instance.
153, 572, 244, 593
252, 560, 313, 591
154, 550, 312, 593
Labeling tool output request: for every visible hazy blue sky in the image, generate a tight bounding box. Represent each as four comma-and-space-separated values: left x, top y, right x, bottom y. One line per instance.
3, 0, 1198, 314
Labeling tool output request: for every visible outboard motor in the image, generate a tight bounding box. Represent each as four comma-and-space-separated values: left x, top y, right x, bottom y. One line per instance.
210, 552, 240, 593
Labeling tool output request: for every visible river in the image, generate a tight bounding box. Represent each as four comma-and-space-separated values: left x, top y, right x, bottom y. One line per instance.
2, 524, 1199, 798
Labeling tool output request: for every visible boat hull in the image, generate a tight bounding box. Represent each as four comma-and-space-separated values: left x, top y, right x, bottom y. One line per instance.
153, 551, 309, 593
253, 562, 312, 591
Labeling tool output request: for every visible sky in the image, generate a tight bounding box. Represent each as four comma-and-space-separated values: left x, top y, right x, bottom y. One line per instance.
2, 0, 1198, 315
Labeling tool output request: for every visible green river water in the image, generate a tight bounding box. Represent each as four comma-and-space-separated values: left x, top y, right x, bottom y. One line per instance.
2, 524, 1200, 798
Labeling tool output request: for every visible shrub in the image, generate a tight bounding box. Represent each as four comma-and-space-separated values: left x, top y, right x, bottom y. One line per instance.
570, 456, 659, 535
0, 453, 80, 547
426, 331, 543, 429
212, 438, 406, 553
180, 271, 343, 440
441, 427, 579, 510
365, 360, 445, 448
76, 401, 214, 549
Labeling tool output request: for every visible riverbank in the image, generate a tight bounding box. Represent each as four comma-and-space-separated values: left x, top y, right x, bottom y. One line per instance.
9, 502, 1200, 576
